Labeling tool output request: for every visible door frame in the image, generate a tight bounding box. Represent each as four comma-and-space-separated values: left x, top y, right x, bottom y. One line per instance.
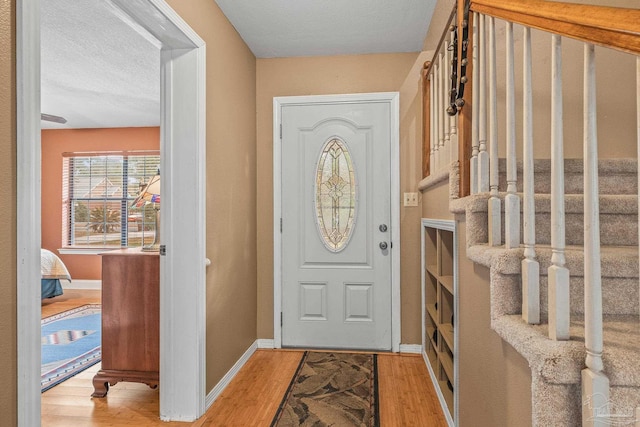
17, 1, 207, 424
273, 92, 401, 352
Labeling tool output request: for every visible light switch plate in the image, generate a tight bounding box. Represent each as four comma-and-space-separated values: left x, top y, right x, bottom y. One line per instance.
404, 192, 418, 207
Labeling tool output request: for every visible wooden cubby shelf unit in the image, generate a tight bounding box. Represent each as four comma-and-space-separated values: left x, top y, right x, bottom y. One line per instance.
421, 219, 457, 426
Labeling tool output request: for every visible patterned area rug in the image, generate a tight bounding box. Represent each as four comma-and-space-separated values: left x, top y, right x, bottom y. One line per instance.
41, 304, 101, 392
271, 351, 379, 427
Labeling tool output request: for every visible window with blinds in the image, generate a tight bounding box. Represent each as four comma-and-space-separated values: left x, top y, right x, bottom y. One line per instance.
62, 151, 160, 248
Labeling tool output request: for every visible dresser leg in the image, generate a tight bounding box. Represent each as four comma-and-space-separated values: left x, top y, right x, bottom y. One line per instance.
91, 374, 110, 398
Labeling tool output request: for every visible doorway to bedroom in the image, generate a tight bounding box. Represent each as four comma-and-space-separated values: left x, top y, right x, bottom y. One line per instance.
39, 0, 162, 413
20, 0, 207, 423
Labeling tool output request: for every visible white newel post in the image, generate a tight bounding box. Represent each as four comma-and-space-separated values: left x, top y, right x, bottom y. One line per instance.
470, 16, 479, 194
521, 26, 540, 325
504, 22, 520, 249
487, 16, 501, 246
477, 13, 489, 193
548, 34, 570, 341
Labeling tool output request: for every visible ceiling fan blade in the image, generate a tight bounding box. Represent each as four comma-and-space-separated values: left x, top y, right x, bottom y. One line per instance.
41, 113, 67, 124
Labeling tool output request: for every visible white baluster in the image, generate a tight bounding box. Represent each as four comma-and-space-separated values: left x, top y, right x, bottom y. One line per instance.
637, 57, 640, 321
470, 15, 479, 194
477, 14, 489, 192
488, 16, 501, 246
435, 61, 441, 171
548, 34, 570, 341
582, 43, 610, 427
430, 71, 436, 175
521, 27, 540, 325
505, 22, 520, 249
449, 29, 458, 165
442, 46, 449, 170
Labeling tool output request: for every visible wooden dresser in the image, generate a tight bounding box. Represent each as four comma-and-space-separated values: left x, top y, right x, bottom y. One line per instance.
92, 248, 159, 397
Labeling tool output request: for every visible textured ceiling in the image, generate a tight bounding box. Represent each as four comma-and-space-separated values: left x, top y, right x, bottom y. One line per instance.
42, 0, 436, 129
215, 0, 436, 58
41, 0, 160, 129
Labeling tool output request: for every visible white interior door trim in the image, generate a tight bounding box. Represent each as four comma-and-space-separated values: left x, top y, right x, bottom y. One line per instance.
273, 92, 401, 352
17, 1, 206, 424
17, 2, 42, 426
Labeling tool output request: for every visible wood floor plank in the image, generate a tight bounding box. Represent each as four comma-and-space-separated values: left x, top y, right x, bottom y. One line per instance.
41, 289, 101, 318
378, 353, 448, 427
194, 350, 303, 427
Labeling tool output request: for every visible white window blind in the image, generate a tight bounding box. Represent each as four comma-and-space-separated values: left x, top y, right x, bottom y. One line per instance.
62, 151, 160, 248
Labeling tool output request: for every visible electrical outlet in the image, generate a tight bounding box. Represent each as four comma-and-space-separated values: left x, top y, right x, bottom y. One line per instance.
404, 192, 418, 207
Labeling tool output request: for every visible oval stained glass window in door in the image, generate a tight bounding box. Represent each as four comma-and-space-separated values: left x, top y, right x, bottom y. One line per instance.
315, 137, 357, 252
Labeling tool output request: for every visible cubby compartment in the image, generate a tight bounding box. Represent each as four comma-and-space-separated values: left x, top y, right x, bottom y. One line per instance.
421, 219, 456, 425
425, 335, 438, 366
424, 226, 438, 271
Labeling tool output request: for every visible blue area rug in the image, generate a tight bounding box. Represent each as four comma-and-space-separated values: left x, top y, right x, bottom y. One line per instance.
41, 304, 101, 392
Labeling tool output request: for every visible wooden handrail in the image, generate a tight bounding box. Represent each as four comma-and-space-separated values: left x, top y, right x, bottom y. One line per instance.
470, 0, 640, 56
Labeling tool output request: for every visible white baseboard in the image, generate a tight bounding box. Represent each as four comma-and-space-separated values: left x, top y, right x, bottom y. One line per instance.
399, 344, 422, 354
257, 339, 275, 349
63, 279, 102, 290
205, 340, 258, 410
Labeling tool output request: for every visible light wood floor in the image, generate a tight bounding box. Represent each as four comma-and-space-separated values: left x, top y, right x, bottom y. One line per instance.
41, 290, 447, 426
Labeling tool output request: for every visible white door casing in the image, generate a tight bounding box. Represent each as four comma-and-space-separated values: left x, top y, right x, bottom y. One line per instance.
17, 1, 206, 424
273, 93, 400, 352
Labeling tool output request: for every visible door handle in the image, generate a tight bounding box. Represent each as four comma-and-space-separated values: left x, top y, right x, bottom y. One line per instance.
379, 242, 388, 250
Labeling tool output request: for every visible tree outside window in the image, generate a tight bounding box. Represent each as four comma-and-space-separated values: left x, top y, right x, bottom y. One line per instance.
63, 152, 160, 248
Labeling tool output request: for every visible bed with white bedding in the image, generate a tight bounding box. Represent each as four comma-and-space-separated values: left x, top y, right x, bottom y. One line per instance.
41, 249, 72, 299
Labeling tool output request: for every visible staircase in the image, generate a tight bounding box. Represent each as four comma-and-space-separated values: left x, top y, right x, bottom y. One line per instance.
421, 1, 640, 423
451, 159, 640, 426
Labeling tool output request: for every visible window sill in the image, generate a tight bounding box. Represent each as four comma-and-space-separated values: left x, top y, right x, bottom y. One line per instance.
58, 248, 121, 255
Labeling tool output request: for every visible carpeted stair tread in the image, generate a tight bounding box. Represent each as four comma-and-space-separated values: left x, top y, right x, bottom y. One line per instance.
493, 314, 640, 387
497, 158, 637, 175
468, 244, 639, 316
455, 192, 638, 214
497, 158, 638, 195
460, 189, 638, 246
467, 244, 638, 278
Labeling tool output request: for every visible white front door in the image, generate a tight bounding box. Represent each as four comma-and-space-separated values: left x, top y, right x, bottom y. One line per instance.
279, 95, 396, 350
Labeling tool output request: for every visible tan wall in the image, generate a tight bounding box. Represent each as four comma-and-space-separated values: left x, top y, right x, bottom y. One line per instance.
256, 53, 419, 340
399, 51, 448, 343
41, 127, 160, 280
0, 1, 16, 424
166, 0, 257, 392
498, 26, 637, 159
456, 217, 532, 427
421, 183, 454, 220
